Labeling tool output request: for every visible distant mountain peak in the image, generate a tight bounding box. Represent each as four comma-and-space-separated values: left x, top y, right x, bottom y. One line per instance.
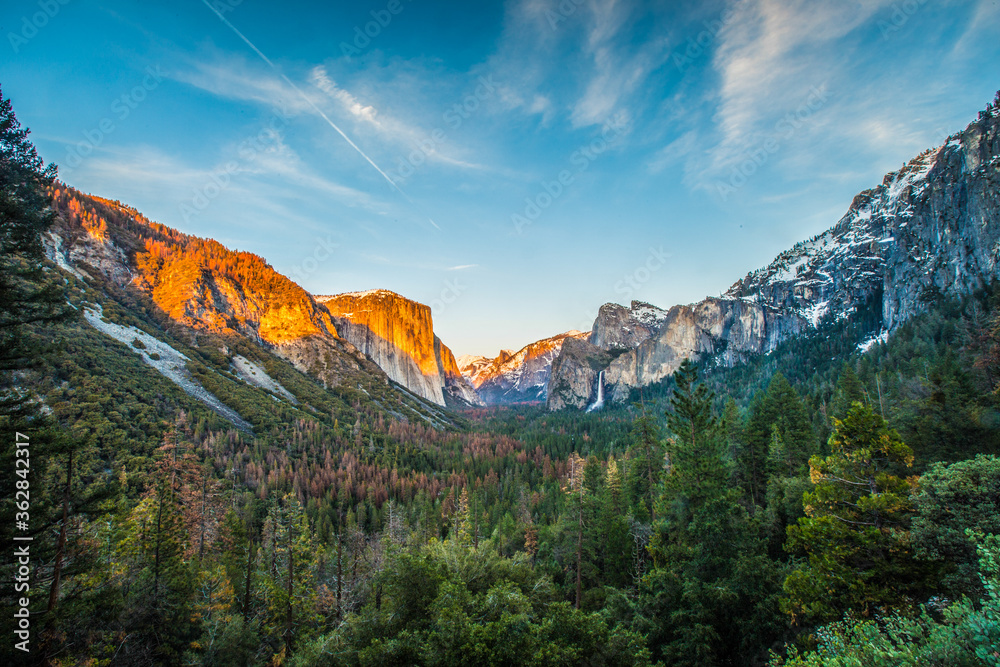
458, 331, 590, 404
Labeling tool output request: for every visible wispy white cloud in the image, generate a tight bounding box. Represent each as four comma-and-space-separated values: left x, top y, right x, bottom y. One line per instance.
308, 65, 489, 173
646, 130, 698, 173
659, 0, 995, 206
668, 0, 953, 195
570, 40, 667, 128
171, 54, 316, 115
239, 133, 383, 208
68, 134, 383, 220
711, 0, 892, 158
484, 0, 670, 130
310, 66, 379, 125
568, 0, 671, 128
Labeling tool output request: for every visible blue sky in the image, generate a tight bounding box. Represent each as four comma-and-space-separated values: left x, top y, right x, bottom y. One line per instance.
3, 0, 999, 356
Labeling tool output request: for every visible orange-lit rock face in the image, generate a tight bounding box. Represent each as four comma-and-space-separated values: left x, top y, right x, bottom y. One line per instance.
317, 291, 448, 404
435, 339, 465, 381
134, 238, 338, 345
320, 291, 440, 377
315, 291, 484, 407
50, 186, 338, 346
435, 337, 483, 406
47, 186, 481, 406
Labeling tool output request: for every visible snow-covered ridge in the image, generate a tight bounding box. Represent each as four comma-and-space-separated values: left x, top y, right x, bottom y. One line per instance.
461, 331, 589, 402
724, 133, 961, 329
316, 289, 406, 302
631, 302, 669, 328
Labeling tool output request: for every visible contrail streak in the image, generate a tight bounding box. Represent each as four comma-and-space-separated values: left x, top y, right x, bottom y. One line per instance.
201, 0, 406, 197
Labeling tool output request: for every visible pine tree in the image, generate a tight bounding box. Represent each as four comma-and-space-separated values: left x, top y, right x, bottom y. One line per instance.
783, 403, 929, 626
741, 374, 815, 507
643, 361, 784, 666
628, 410, 663, 522
566, 451, 587, 609
260, 494, 320, 653
831, 363, 867, 419
0, 88, 76, 651
453, 487, 472, 546
597, 455, 632, 589
661, 360, 727, 512
0, 85, 70, 379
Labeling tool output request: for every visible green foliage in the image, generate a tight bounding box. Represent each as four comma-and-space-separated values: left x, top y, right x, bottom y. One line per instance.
912, 455, 1000, 599
641, 362, 787, 666
7, 77, 1000, 664
0, 84, 71, 375
773, 534, 1000, 667
741, 373, 816, 509
783, 404, 927, 626
292, 540, 654, 666
627, 411, 663, 522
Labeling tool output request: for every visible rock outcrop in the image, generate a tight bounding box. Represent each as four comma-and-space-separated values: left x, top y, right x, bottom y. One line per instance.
591, 301, 668, 351
548, 99, 1000, 409
459, 331, 589, 404
317, 290, 483, 407
49, 192, 342, 347
546, 338, 616, 411
435, 337, 483, 406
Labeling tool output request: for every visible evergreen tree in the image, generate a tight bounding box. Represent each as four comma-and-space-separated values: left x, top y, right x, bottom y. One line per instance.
0, 86, 77, 659
831, 364, 867, 419
911, 455, 1000, 599
642, 361, 785, 666
741, 374, 815, 508
597, 456, 632, 590
783, 403, 929, 627
627, 410, 663, 522
0, 85, 70, 378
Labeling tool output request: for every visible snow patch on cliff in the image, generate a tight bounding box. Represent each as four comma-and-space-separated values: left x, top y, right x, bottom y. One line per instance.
858, 330, 888, 353
802, 300, 830, 328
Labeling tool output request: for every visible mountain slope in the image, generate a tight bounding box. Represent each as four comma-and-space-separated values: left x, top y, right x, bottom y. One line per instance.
316, 290, 484, 408
459, 331, 590, 404
44, 186, 460, 427
548, 99, 1000, 410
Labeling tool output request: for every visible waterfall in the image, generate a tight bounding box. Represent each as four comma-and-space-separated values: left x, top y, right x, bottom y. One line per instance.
586, 370, 605, 413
